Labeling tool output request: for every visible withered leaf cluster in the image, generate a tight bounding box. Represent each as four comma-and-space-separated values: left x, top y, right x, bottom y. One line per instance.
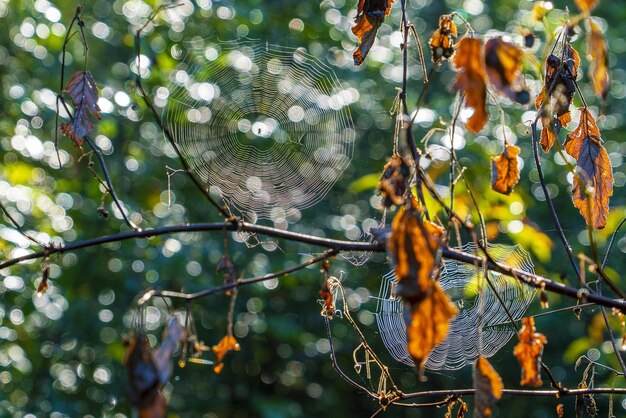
388, 198, 457, 369
535, 44, 580, 152
453, 36, 529, 133
212, 334, 241, 374
429, 15, 458, 64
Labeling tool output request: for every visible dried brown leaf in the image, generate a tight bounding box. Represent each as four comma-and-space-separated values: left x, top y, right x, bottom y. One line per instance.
407, 282, 458, 369
388, 199, 445, 298
484, 37, 529, 104
352, 0, 394, 65
379, 154, 410, 207
513, 317, 548, 387
491, 143, 520, 195
60, 71, 101, 145
453, 38, 488, 133
588, 19, 609, 100
474, 356, 504, 418
564, 108, 614, 229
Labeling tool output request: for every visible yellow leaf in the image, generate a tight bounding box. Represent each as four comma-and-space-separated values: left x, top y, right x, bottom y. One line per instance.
513, 317, 548, 387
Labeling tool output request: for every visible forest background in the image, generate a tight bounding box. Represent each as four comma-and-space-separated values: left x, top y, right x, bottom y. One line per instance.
1, 0, 626, 417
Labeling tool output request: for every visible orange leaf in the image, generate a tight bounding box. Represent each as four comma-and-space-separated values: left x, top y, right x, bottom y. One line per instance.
319, 278, 335, 318
379, 154, 410, 207
484, 37, 529, 104
211, 335, 240, 374
491, 143, 521, 195
453, 38, 488, 133
513, 317, 548, 387
61, 71, 101, 146
587, 19, 609, 100
352, 0, 394, 65
429, 15, 457, 64
474, 356, 504, 418
407, 282, 458, 369
388, 199, 445, 298
564, 108, 614, 229
574, 0, 600, 12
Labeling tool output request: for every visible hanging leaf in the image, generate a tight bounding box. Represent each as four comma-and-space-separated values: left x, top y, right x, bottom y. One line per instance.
352, 0, 394, 65
587, 19, 609, 100
211, 334, 240, 374
319, 278, 335, 318
535, 45, 579, 152
564, 108, 614, 229
379, 154, 410, 207
153, 317, 185, 385
37, 266, 50, 296
484, 37, 530, 104
60, 71, 102, 146
388, 198, 445, 299
491, 143, 521, 195
574, 0, 600, 13
124, 333, 162, 415
429, 15, 457, 64
474, 356, 504, 418
453, 37, 488, 133
513, 317, 548, 387
406, 282, 458, 369
216, 255, 236, 296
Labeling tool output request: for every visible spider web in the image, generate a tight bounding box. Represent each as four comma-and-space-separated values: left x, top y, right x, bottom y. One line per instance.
163, 39, 355, 221
375, 243, 536, 370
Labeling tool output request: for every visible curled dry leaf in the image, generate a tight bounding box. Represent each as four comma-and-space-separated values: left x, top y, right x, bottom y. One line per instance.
587, 19, 609, 100
429, 15, 457, 64
60, 71, 102, 146
319, 278, 335, 318
574, 0, 600, 13
564, 108, 614, 229
388, 198, 445, 298
491, 143, 520, 195
352, 0, 394, 65
484, 37, 529, 104
379, 154, 410, 207
474, 356, 504, 418
513, 317, 547, 387
212, 335, 240, 374
535, 45, 579, 152
407, 282, 458, 369
37, 266, 50, 296
453, 37, 488, 133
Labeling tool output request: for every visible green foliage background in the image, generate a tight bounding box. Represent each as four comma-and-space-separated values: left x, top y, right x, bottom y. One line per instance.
0, 0, 625, 417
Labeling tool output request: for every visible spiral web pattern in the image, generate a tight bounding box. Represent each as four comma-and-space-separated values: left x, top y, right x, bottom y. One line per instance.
375, 243, 536, 370
163, 40, 355, 221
